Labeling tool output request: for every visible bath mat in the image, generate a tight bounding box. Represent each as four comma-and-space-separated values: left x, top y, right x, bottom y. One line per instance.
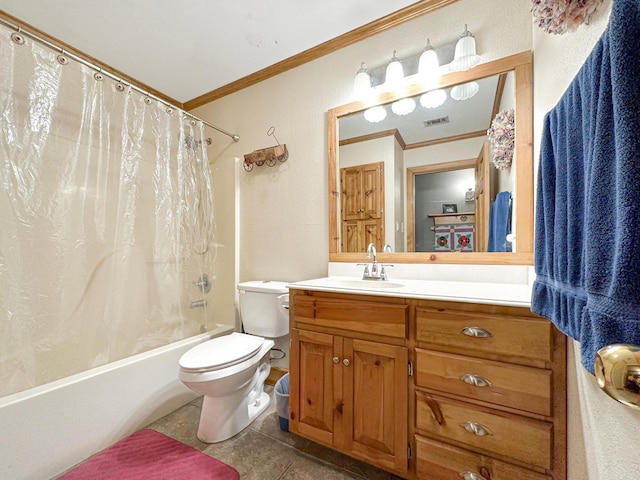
58, 429, 239, 479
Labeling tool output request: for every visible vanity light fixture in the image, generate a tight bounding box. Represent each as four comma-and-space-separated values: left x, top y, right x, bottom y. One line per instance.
450, 81, 479, 101
352, 62, 372, 99
418, 38, 440, 84
363, 105, 387, 123
391, 97, 416, 116
420, 89, 447, 108
385, 50, 404, 88
449, 24, 481, 72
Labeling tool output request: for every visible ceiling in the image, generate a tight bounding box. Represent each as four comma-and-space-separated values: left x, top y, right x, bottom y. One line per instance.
0, 0, 420, 105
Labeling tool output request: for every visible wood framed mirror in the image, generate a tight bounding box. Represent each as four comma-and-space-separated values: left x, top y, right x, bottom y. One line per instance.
328, 51, 533, 265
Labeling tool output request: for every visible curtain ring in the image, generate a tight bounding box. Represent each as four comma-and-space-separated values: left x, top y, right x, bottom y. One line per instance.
11, 28, 25, 45
57, 49, 69, 65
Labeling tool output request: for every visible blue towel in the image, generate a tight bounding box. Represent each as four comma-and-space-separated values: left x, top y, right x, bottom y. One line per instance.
487, 191, 511, 252
531, 0, 640, 373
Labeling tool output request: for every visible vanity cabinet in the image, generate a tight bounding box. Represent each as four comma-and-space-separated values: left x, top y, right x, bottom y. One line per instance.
289, 289, 409, 476
412, 300, 565, 480
288, 290, 566, 480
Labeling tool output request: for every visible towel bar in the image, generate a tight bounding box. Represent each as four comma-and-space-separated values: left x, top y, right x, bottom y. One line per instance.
594, 344, 640, 409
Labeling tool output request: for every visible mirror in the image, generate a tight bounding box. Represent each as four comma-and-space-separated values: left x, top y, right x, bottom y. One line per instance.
328, 52, 533, 265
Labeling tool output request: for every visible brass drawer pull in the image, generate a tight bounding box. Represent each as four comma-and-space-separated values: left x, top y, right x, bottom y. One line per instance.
459, 421, 492, 436
460, 373, 492, 387
461, 326, 492, 338
460, 472, 488, 480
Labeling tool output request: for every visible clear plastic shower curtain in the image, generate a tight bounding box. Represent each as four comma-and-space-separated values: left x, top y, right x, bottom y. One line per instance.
0, 24, 216, 397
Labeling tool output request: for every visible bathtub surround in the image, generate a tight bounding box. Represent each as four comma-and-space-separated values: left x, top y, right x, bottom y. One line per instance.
0, 330, 231, 480
0, 19, 222, 397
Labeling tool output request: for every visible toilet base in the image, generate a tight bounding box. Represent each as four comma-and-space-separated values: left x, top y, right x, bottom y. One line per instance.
196, 390, 270, 443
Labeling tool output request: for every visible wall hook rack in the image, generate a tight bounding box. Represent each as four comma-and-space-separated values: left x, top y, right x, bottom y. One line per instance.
243, 126, 289, 172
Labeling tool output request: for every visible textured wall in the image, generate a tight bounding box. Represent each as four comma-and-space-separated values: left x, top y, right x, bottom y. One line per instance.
193, 0, 533, 284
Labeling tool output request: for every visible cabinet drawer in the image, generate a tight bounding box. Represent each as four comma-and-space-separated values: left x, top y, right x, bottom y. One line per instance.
416, 393, 552, 469
294, 296, 408, 339
416, 307, 552, 364
415, 435, 550, 480
415, 349, 552, 416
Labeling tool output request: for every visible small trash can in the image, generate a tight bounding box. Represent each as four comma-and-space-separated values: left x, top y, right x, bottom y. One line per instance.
274, 373, 290, 432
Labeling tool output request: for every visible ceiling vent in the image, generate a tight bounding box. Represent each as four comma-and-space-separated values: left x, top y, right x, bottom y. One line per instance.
423, 116, 450, 127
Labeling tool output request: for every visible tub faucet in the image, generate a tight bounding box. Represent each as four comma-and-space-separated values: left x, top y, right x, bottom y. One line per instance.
190, 299, 207, 309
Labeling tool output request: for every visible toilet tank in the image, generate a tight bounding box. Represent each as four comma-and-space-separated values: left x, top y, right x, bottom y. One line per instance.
238, 281, 289, 338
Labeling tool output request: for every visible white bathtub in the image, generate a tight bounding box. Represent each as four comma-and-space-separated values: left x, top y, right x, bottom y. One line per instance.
0, 326, 233, 480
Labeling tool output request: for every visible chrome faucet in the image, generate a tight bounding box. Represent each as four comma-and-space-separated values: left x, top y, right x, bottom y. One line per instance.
358, 243, 394, 281
366, 242, 378, 277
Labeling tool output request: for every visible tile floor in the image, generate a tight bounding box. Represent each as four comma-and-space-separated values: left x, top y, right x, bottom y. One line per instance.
147, 385, 405, 480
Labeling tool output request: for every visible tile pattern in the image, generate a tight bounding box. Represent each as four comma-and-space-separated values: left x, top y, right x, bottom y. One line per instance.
147, 386, 405, 480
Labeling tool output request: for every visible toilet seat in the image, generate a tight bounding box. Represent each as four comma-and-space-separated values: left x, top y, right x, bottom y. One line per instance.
179, 332, 265, 373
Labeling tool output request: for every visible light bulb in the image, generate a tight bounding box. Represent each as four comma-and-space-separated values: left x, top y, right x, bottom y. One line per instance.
418, 39, 440, 84
385, 50, 404, 88
420, 89, 446, 108
449, 24, 481, 72
364, 106, 387, 123
450, 81, 479, 101
352, 62, 371, 99
391, 98, 416, 116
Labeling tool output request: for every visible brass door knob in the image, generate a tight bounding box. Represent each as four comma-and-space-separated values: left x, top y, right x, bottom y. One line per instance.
595, 344, 640, 409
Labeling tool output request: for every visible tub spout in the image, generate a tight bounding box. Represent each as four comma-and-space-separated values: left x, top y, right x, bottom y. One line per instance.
190, 299, 207, 308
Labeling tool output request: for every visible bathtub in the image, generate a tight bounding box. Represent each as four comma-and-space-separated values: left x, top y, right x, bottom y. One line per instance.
0, 326, 233, 480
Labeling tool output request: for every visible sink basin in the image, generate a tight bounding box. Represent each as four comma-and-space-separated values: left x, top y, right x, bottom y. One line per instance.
330, 279, 405, 290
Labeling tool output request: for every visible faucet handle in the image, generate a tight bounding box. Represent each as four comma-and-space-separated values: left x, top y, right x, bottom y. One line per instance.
358, 263, 370, 279
380, 264, 394, 281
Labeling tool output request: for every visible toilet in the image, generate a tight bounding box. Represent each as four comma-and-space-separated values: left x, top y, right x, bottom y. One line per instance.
178, 280, 289, 443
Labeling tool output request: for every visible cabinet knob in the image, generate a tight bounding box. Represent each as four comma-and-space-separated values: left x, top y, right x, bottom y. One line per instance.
459, 421, 492, 436
460, 373, 492, 387
343, 358, 351, 367
459, 472, 488, 480
333, 356, 340, 364
461, 326, 492, 338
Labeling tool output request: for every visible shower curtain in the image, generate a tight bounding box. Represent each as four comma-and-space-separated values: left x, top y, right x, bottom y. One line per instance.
0, 23, 216, 397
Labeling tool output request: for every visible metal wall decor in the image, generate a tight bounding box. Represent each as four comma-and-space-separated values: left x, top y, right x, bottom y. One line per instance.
243, 126, 289, 172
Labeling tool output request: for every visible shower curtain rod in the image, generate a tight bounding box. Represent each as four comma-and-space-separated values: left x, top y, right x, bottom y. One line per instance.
0, 16, 240, 143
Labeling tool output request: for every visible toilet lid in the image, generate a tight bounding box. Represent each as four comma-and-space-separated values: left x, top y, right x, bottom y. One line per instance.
179, 332, 265, 373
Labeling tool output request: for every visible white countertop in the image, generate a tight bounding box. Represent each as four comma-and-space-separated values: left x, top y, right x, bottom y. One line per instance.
287, 276, 533, 307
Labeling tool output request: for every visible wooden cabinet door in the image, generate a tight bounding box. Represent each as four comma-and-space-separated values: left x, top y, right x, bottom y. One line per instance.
361, 162, 383, 219
341, 219, 362, 252
363, 218, 382, 251
343, 338, 408, 475
341, 167, 362, 221
340, 162, 385, 252
341, 218, 382, 252
290, 329, 342, 446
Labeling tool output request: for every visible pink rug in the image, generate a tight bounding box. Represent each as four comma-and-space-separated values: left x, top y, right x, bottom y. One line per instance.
59, 429, 239, 479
